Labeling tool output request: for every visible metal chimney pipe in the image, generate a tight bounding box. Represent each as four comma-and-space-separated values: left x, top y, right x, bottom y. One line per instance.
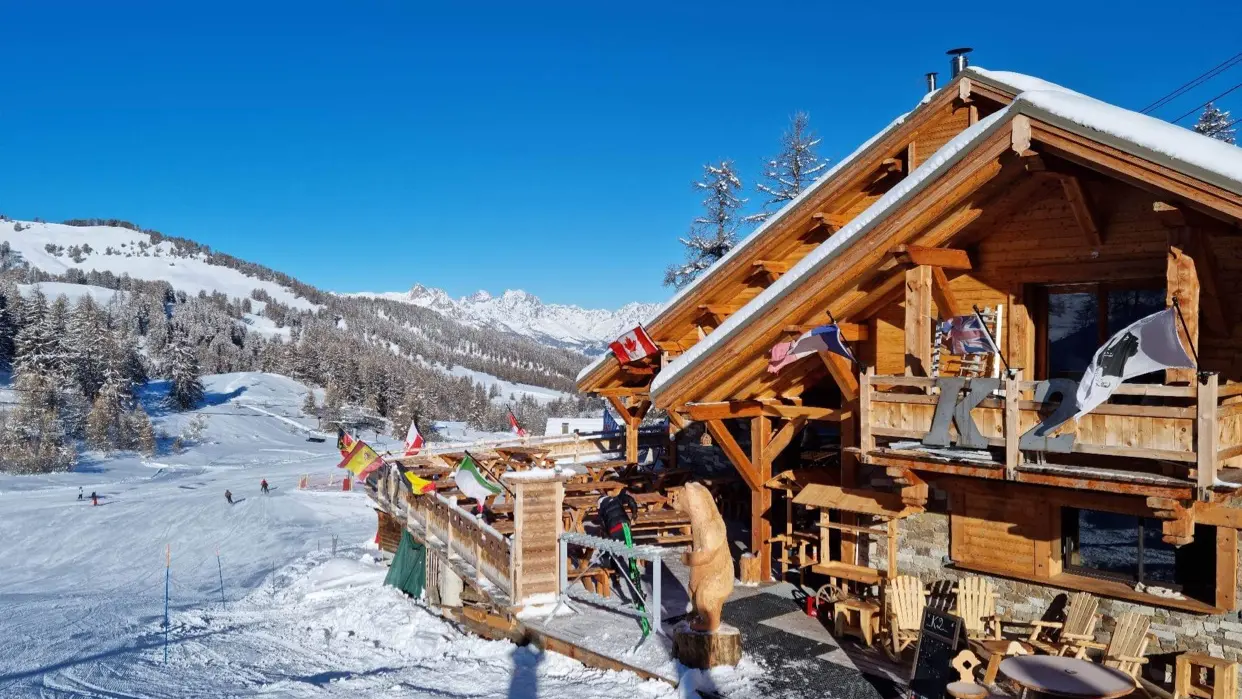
947, 47, 973, 78
925, 72, 939, 93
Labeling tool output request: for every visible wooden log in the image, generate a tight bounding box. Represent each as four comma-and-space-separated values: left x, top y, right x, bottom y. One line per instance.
673, 621, 742, 669
738, 553, 761, 585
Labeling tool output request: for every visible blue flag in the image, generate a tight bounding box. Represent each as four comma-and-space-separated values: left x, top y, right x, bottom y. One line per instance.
603, 408, 620, 433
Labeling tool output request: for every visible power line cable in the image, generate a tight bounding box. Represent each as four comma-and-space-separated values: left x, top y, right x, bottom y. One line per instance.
1141, 51, 1242, 114
1172, 81, 1242, 123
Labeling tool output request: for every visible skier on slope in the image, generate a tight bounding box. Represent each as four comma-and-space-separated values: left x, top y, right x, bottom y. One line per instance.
260, 479, 269, 495
90, 492, 98, 506
225, 489, 233, 505
78, 487, 83, 501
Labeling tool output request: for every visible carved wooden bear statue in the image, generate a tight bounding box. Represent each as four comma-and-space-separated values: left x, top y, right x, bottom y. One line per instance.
676, 482, 733, 632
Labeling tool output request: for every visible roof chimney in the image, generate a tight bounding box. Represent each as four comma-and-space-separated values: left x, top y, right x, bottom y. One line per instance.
947, 47, 973, 78
925, 72, 939, 94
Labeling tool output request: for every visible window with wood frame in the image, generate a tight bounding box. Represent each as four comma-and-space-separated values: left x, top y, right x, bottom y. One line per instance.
1061, 508, 1216, 604
948, 486, 1236, 613
1034, 283, 1165, 381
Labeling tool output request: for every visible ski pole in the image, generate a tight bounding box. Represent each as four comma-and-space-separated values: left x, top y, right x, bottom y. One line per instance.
164, 543, 170, 664
216, 547, 226, 608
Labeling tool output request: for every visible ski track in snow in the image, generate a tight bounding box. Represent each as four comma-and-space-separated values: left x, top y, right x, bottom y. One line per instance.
0, 372, 673, 699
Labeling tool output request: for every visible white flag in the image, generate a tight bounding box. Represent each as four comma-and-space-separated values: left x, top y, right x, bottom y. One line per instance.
1073, 308, 1194, 421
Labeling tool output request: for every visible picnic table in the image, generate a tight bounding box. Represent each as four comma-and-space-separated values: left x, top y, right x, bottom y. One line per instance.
494, 445, 552, 469
1000, 655, 1135, 699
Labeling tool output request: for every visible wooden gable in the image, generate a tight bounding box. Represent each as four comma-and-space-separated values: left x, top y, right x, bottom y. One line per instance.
577, 74, 1017, 398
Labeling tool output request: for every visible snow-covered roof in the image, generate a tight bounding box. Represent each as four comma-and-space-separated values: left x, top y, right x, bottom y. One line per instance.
575, 90, 957, 387
651, 68, 1242, 402
971, 67, 1242, 195
649, 109, 1013, 400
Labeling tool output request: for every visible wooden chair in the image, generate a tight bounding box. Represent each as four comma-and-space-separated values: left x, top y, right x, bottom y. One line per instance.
953, 576, 1002, 641
1065, 611, 1153, 680
1020, 592, 1101, 655
947, 650, 993, 699
884, 575, 926, 661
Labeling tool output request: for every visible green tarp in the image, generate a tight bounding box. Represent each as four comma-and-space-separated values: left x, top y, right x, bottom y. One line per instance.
384, 530, 426, 598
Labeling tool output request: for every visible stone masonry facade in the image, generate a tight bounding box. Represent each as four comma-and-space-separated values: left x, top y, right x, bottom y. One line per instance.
867, 486, 1242, 693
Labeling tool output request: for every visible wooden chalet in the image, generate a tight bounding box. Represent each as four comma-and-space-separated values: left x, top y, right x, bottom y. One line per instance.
577, 69, 1030, 577
584, 65, 1242, 660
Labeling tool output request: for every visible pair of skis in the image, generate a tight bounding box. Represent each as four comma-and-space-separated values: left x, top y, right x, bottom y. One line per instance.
609, 523, 651, 637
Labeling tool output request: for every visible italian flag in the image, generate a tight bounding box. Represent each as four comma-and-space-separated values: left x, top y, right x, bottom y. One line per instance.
453, 452, 502, 511
609, 325, 658, 364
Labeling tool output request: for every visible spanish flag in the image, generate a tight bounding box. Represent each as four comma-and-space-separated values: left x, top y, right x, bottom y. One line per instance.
337, 439, 384, 482
404, 471, 436, 495
337, 428, 357, 457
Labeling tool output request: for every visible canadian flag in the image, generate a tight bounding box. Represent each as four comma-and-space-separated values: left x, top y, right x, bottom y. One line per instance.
403, 420, 424, 456
609, 325, 658, 364
508, 408, 528, 437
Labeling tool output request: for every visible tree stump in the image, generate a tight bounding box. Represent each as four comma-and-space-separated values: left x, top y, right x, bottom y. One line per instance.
738, 553, 761, 585
673, 621, 742, 669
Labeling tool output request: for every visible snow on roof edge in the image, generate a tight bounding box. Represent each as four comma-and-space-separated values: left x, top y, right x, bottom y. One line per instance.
576, 90, 951, 387
650, 109, 1013, 400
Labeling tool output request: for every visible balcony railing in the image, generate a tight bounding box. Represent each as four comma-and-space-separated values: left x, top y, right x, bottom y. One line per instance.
858, 371, 1242, 498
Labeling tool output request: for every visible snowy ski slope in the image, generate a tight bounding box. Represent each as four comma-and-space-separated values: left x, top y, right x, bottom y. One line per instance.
0, 373, 671, 698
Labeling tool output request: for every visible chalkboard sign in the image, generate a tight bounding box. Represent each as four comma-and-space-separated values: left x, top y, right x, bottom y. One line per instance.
909, 608, 964, 699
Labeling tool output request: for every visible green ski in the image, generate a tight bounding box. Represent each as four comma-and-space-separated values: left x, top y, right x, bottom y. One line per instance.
619, 523, 652, 637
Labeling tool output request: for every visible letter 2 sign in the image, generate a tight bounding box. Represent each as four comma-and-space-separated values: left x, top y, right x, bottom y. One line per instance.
921, 378, 1075, 453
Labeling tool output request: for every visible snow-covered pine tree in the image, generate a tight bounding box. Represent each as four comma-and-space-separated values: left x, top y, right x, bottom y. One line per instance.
747, 112, 827, 224
130, 407, 157, 456
165, 327, 204, 411
664, 161, 747, 289
1194, 102, 1237, 144
301, 390, 319, 416
69, 295, 110, 401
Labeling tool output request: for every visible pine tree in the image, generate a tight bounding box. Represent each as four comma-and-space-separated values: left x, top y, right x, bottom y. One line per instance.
664, 161, 747, 289
86, 381, 127, 450
130, 407, 157, 456
301, 390, 318, 416
165, 328, 204, 411
747, 112, 827, 224
1194, 102, 1237, 144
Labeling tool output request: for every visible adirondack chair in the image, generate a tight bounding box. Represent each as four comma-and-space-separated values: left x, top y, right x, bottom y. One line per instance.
1022, 592, 1101, 655
884, 575, 927, 661
1065, 611, 1153, 680
953, 576, 1002, 641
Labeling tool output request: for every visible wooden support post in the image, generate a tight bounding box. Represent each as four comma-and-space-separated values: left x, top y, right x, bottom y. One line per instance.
859, 368, 874, 457
840, 411, 858, 567
904, 265, 933, 377
1167, 228, 1201, 386
1007, 286, 1033, 375
625, 416, 640, 464
886, 519, 898, 577
1198, 373, 1219, 502
750, 415, 772, 582
1004, 370, 1021, 479
1217, 527, 1237, 611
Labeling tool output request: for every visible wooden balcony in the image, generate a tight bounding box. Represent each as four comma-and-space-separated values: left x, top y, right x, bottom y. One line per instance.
858, 372, 1242, 500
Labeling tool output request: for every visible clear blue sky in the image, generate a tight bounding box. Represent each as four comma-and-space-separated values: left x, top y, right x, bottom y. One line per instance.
2, 1, 1239, 309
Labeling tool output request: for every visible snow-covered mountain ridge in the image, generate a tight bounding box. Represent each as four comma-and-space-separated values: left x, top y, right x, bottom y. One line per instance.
348, 284, 662, 353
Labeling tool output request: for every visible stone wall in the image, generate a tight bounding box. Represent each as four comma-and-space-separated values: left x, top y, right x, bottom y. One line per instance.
869, 486, 1242, 691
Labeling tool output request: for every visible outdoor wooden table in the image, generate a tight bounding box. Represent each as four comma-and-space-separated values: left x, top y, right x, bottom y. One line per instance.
1000, 655, 1135, 699
974, 639, 1033, 685
563, 480, 624, 495
832, 597, 880, 646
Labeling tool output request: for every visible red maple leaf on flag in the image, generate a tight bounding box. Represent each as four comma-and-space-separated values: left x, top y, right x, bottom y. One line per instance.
623, 336, 638, 353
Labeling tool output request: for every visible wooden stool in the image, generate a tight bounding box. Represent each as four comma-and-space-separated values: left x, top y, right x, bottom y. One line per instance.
833, 598, 880, 646
1176, 653, 1238, 699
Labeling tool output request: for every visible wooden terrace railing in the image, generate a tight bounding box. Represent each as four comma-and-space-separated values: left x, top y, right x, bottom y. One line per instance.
859, 371, 1242, 498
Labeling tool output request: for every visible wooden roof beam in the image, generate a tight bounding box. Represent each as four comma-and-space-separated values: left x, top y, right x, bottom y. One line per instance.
780, 321, 869, 342
820, 350, 859, 402
1059, 175, 1104, 247
931, 267, 963, 318
893, 244, 973, 270
703, 419, 760, 491
595, 386, 650, 398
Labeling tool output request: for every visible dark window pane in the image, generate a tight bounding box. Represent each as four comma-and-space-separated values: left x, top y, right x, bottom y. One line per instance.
1141, 518, 1178, 585
1107, 290, 1166, 334
1048, 293, 1099, 380
1076, 510, 1138, 580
